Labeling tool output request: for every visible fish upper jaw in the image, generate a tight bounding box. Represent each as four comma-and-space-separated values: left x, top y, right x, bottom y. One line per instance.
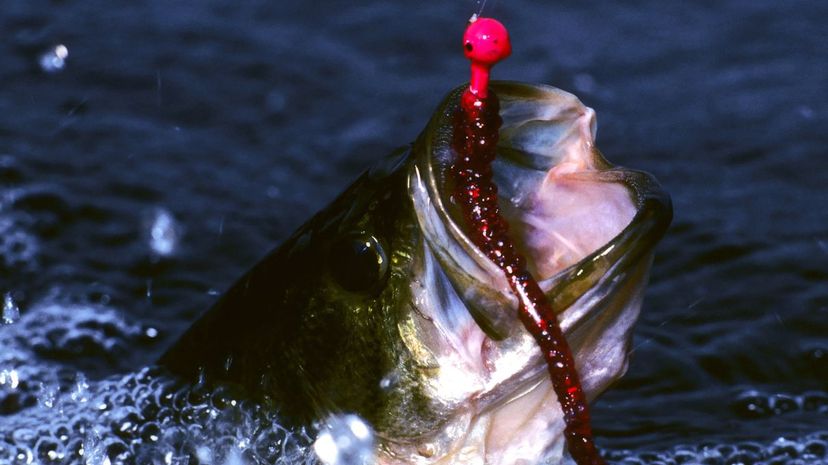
409, 81, 653, 353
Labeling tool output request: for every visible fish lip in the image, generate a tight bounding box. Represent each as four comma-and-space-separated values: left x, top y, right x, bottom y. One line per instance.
408, 80, 672, 395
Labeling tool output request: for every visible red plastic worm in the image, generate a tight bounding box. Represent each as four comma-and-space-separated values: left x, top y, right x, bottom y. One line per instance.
451, 17, 607, 465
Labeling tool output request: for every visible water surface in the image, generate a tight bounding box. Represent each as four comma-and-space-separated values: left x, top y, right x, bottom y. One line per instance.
1, 0, 827, 463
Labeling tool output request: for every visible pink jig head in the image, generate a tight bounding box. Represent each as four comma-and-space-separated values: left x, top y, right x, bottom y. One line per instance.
462, 16, 512, 105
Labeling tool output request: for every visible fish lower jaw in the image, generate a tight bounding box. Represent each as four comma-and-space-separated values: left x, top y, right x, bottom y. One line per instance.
479, 376, 569, 465
376, 376, 568, 465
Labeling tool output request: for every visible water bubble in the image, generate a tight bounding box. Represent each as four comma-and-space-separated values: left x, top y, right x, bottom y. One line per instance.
728, 450, 760, 464
103, 439, 131, 463
803, 440, 826, 459
2, 292, 20, 324
35, 436, 63, 463
770, 394, 798, 415
379, 372, 399, 391
672, 450, 695, 463
148, 208, 180, 257
14, 446, 34, 464
313, 414, 375, 465
113, 411, 142, 440
733, 390, 771, 418
0, 367, 315, 465
12, 428, 37, 445
802, 391, 828, 411
39, 44, 69, 73
139, 422, 162, 443
254, 426, 289, 463
769, 438, 800, 459
0, 216, 38, 268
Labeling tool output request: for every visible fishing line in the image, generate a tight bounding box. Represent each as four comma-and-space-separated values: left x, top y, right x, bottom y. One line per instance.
474, 0, 499, 17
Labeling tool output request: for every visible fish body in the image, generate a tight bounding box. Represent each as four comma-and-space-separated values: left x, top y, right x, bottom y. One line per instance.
161, 82, 672, 464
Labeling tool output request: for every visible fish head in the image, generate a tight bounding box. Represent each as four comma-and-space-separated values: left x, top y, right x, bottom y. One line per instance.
160, 82, 671, 465
160, 146, 432, 425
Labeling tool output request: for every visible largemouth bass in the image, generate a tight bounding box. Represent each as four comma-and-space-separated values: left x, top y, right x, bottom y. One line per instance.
161, 81, 672, 465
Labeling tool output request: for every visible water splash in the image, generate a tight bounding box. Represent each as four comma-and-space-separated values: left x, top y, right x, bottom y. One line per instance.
38, 381, 59, 409
71, 372, 90, 404
39, 44, 69, 73
2, 292, 19, 324
313, 414, 375, 465
148, 208, 180, 257
0, 366, 318, 464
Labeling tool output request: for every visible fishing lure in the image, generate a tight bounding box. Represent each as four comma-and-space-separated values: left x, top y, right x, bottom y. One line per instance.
451, 17, 606, 465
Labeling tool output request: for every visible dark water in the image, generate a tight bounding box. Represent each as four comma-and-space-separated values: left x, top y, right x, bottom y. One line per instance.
1, 0, 827, 463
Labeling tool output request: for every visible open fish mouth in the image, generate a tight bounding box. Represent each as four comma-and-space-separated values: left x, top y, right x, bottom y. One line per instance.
154, 78, 670, 465
400, 82, 671, 462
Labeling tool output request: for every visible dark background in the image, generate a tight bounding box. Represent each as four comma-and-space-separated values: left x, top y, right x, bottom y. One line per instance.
1, 0, 826, 458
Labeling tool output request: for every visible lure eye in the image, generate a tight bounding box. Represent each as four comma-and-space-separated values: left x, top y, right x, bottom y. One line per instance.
329, 233, 389, 293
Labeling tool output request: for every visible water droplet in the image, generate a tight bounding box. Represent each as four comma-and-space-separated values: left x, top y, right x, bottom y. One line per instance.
1, 292, 19, 324
148, 208, 180, 257
313, 414, 375, 465
0, 369, 20, 389
265, 90, 287, 115
798, 105, 815, 119
573, 73, 597, 94
379, 372, 399, 391
39, 44, 69, 73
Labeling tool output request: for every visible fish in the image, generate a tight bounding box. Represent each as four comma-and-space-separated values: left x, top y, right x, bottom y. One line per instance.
160, 81, 672, 465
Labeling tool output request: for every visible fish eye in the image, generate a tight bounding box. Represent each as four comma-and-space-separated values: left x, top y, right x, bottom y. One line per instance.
328, 233, 389, 293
